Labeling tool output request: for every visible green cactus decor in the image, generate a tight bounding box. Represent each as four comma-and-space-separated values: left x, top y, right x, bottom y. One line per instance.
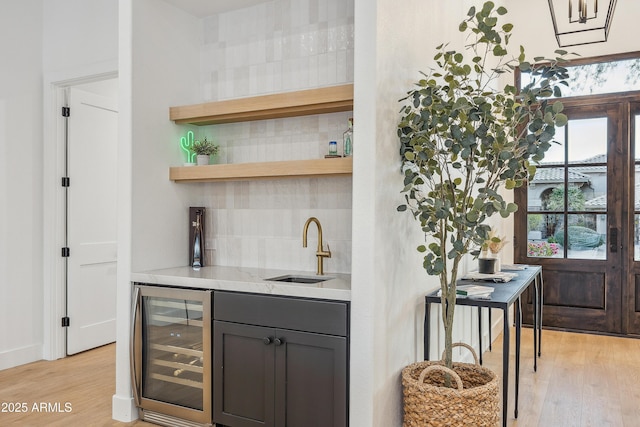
180, 131, 196, 163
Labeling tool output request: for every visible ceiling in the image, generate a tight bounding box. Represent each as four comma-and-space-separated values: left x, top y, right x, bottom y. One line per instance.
162, 0, 269, 17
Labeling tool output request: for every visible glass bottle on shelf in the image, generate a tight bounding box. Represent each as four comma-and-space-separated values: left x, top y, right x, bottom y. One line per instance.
329, 140, 338, 156
343, 117, 353, 157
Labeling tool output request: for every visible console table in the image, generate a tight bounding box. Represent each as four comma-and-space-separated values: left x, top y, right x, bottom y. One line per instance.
423, 265, 543, 427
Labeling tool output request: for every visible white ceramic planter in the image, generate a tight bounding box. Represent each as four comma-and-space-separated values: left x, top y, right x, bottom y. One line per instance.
196, 155, 210, 166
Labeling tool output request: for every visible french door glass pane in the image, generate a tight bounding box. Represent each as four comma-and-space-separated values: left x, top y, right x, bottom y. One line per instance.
567, 118, 607, 162
527, 214, 562, 258
540, 128, 565, 164
567, 167, 606, 212
636, 114, 640, 160
566, 214, 607, 260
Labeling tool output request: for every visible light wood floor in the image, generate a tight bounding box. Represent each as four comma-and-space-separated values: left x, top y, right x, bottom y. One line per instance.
481, 328, 640, 427
0, 330, 639, 426
0, 344, 153, 427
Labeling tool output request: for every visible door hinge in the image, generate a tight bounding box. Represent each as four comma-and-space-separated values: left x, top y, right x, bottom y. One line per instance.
62, 107, 70, 117
61, 317, 70, 327
61, 177, 70, 187
61, 247, 70, 257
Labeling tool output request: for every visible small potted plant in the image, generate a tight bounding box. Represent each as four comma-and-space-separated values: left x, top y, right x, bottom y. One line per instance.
479, 228, 508, 273
192, 137, 219, 166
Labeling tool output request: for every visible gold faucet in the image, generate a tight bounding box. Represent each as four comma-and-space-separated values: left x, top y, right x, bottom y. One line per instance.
303, 217, 332, 275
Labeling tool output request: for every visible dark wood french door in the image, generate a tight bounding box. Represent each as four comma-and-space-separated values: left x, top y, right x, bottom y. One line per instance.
516, 93, 640, 336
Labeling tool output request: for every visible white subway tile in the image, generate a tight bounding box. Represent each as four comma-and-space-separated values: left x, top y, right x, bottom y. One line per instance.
196, 0, 354, 273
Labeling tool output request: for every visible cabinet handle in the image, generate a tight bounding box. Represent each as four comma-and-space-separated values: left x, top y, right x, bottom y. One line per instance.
263, 337, 272, 345
274, 338, 284, 346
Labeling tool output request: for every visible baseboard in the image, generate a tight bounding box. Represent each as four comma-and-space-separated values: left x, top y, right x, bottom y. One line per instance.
112, 394, 138, 422
0, 344, 43, 371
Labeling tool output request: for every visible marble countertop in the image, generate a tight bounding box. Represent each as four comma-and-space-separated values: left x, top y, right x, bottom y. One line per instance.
131, 265, 351, 301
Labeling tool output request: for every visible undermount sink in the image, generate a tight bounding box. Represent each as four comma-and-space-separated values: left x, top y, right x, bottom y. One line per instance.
266, 274, 332, 284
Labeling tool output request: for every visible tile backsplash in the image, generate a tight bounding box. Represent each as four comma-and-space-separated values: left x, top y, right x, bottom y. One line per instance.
201, 0, 354, 100
195, 0, 354, 274
203, 177, 352, 273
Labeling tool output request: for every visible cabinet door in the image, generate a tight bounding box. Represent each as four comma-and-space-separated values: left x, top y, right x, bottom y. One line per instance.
214, 321, 275, 427
274, 330, 348, 427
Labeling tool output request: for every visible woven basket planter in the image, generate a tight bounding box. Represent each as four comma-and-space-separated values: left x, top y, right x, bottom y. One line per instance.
402, 343, 499, 427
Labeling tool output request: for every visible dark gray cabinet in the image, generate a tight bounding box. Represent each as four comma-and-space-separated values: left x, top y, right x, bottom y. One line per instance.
213, 291, 349, 427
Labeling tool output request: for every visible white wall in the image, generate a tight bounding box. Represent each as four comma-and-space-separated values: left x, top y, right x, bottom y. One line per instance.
350, 1, 505, 425
0, 0, 44, 370
43, 0, 118, 75
113, 0, 202, 419
129, 0, 202, 273
0, 0, 119, 370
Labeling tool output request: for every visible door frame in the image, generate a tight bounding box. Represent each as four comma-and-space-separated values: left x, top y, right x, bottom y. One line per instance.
42, 63, 118, 360
515, 91, 640, 335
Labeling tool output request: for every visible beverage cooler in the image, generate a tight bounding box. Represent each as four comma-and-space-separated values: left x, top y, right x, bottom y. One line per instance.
131, 284, 213, 427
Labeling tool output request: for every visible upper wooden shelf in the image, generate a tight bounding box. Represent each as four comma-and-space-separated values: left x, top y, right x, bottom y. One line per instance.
170, 157, 352, 183
169, 84, 354, 125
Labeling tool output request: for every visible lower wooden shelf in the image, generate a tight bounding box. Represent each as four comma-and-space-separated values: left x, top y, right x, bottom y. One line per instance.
169, 157, 353, 183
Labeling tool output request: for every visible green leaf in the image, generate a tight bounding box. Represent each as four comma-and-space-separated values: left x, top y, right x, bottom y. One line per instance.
428, 243, 441, 256
505, 179, 516, 189
502, 23, 513, 32
552, 101, 564, 113
459, 21, 468, 32
397, 205, 407, 212
417, 245, 426, 253
466, 211, 479, 222
433, 259, 445, 274
493, 45, 507, 56
555, 113, 568, 127
404, 151, 415, 161
507, 202, 518, 213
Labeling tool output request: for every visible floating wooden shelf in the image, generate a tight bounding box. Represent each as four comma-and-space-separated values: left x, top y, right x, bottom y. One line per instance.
169, 84, 354, 125
170, 157, 352, 183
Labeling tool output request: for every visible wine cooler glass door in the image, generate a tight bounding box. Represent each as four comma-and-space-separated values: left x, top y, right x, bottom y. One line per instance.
132, 285, 212, 424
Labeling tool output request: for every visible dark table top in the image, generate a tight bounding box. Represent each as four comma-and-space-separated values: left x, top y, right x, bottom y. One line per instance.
425, 265, 542, 310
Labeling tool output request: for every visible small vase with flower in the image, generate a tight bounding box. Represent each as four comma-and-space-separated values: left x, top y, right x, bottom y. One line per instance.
479, 229, 508, 273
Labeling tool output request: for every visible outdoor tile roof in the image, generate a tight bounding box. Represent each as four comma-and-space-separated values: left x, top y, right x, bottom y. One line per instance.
532, 168, 590, 183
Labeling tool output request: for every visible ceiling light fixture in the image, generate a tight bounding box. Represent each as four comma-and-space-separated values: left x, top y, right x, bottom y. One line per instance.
548, 0, 617, 47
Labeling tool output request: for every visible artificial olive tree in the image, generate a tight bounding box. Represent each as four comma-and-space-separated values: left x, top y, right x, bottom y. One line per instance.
398, 1, 570, 370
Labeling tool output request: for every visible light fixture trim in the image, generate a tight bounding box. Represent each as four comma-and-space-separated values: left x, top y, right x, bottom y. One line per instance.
548, 0, 617, 48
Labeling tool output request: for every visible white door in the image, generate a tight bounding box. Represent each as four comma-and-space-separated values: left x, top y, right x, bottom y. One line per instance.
66, 86, 118, 355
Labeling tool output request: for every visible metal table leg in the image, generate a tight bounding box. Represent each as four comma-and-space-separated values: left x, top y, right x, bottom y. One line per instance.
424, 300, 431, 360
478, 307, 483, 365
515, 297, 522, 419
538, 272, 544, 357
533, 277, 538, 372
502, 307, 509, 427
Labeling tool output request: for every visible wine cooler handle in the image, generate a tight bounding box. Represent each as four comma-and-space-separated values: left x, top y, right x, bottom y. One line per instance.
130, 286, 142, 407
